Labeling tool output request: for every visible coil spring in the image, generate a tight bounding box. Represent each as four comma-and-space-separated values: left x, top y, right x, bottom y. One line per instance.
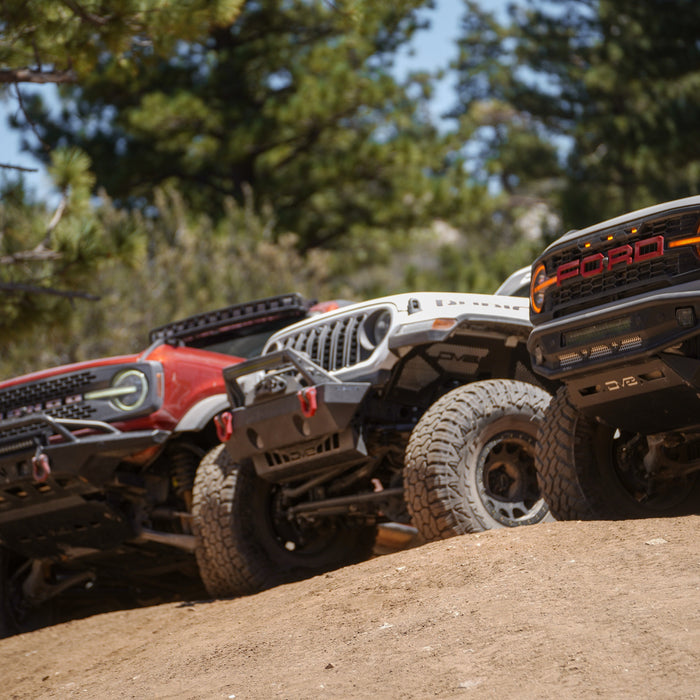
169, 444, 203, 497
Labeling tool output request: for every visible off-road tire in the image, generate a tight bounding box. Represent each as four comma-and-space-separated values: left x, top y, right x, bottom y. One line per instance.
404, 379, 551, 541
0, 549, 55, 639
536, 387, 700, 520
192, 444, 377, 597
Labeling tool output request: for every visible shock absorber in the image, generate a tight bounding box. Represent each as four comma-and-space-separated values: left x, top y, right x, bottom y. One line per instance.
169, 444, 204, 523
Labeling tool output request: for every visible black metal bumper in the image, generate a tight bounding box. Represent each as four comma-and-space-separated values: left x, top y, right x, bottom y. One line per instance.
223, 349, 371, 482
0, 414, 169, 558
528, 289, 700, 432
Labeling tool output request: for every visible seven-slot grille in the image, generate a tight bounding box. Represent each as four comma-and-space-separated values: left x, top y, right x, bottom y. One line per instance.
543, 209, 700, 319
269, 309, 379, 372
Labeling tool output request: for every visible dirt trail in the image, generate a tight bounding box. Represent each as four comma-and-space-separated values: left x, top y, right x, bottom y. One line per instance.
2, 516, 699, 699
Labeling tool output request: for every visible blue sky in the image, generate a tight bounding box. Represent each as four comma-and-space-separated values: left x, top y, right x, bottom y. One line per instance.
0, 0, 489, 199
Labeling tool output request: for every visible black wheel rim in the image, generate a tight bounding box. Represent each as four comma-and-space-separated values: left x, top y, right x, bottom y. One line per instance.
475, 430, 546, 526
257, 483, 343, 563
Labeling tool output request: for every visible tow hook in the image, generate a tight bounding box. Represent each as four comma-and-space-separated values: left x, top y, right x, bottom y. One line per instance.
297, 387, 318, 418
32, 449, 51, 483
214, 411, 234, 442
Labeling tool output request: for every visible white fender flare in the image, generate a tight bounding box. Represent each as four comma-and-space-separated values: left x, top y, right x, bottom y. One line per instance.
173, 394, 230, 433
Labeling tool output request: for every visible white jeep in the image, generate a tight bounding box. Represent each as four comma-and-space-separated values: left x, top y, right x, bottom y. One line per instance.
192, 272, 553, 596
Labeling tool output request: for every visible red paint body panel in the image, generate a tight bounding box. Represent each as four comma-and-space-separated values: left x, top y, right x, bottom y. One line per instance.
0, 344, 244, 433
125, 344, 243, 431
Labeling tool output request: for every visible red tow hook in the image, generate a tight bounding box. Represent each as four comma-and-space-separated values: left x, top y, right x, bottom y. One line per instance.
32, 451, 51, 483
297, 387, 318, 418
214, 411, 234, 442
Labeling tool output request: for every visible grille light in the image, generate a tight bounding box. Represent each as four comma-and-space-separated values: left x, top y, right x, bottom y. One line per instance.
558, 351, 582, 367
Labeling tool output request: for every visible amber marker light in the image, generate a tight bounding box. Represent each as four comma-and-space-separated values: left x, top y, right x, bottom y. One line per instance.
530, 263, 556, 314
432, 318, 457, 330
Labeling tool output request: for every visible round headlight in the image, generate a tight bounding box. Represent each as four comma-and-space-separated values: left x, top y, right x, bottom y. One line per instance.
373, 310, 392, 344
111, 369, 149, 411
361, 309, 392, 349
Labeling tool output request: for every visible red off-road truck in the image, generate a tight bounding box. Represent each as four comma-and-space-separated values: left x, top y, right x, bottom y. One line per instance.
0, 294, 322, 634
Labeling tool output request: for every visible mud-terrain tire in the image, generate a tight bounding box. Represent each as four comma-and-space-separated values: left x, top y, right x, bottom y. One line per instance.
192, 444, 377, 597
404, 379, 551, 541
536, 387, 700, 520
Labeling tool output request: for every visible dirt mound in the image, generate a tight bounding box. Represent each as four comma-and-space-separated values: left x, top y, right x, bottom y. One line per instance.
2, 516, 698, 699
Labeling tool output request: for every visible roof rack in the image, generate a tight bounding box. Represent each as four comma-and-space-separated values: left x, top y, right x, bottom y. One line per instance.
148, 293, 313, 345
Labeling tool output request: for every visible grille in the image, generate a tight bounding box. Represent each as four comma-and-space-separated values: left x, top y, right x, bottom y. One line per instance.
0, 371, 97, 420
271, 310, 374, 372
551, 255, 679, 310
0, 361, 159, 426
543, 209, 700, 319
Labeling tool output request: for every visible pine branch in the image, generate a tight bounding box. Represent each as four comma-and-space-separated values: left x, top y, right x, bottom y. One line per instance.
58, 0, 111, 27
13, 84, 52, 154
0, 282, 99, 301
0, 163, 38, 173
0, 250, 62, 265
0, 69, 77, 84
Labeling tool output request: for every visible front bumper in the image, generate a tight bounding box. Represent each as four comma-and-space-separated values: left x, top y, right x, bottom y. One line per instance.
528, 289, 700, 433
528, 288, 700, 380
0, 414, 168, 558
223, 349, 371, 482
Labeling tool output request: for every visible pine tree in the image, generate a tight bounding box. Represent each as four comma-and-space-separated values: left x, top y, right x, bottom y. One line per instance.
0, 0, 244, 336
450, 0, 700, 229
16, 0, 457, 254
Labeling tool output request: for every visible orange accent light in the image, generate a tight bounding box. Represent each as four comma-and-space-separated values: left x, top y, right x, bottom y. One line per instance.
530, 264, 556, 314
668, 236, 700, 249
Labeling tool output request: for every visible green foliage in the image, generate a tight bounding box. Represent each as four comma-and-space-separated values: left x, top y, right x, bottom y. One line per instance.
21, 0, 458, 254
450, 0, 700, 228
0, 0, 243, 84
0, 185, 353, 376
0, 0, 244, 345
0, 146, 144, 340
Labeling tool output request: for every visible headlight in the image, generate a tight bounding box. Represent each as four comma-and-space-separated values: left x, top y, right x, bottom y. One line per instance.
110, 369, 149, 411
530, 264, 554, 314
360, 309, 392, 350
